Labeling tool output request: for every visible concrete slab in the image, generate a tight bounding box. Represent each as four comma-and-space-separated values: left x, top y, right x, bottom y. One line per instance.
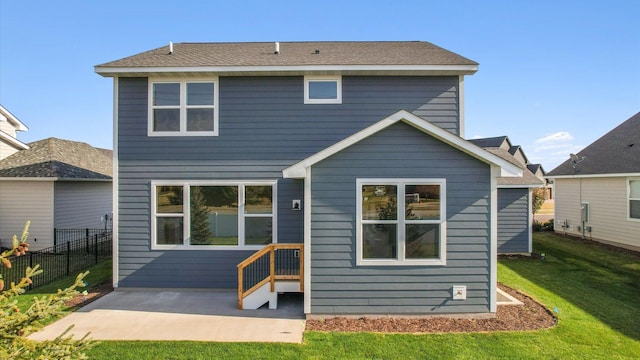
29, 289, 305, 343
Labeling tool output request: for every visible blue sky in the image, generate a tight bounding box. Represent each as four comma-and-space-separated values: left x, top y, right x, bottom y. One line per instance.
1, 0, 638, 171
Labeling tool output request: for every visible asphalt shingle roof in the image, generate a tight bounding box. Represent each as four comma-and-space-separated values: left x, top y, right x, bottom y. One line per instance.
469, 137, 544, 187
0, 138, 112, 179
548, 112, 640, 176
96, 41, 478, 69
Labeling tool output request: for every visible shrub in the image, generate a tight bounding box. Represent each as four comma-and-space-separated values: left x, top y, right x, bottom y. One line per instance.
0, 222, 94, 359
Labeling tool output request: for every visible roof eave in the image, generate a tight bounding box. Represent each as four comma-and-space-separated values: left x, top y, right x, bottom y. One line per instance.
0, 130, 30, 150
283, 110, 522, 179
95, 64, 478, 77
0, 105, 29, 131
547, 172, 640, 179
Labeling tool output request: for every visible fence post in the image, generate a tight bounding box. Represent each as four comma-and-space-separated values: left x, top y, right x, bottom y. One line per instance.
95, 234, 99, 264
54, 228, 57, 247
66, 241, 71, 275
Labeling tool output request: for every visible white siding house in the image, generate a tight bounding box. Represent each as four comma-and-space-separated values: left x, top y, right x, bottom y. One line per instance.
0, 137, 112, 251
548, 112, 640, 252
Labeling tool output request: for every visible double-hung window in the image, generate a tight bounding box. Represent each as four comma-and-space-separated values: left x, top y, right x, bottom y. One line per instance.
304, 76, 342, 104
629, 179, 640, 220
152, 181, 276, 249
149, 79, 218, 136
357, 179, 446, 266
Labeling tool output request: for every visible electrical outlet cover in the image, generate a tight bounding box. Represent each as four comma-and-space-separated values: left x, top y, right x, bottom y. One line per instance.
452, 285, 467, 300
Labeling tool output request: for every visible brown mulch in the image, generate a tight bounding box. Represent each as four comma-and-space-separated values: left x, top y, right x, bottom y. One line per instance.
64, 282, 114, 308
306, 284, 556, 333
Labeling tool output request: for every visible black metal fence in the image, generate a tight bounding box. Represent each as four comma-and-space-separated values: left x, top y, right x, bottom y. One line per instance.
54, 228, 111, 246
0, 230, 112, 290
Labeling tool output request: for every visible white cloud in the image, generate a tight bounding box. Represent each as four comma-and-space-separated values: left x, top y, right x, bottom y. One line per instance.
534, 131, 574, 144
528, 131, 584, 170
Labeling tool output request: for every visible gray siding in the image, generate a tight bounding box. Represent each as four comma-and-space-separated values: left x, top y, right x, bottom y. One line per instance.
116, 75, 460, 289
310, 122, 492, 314
497, 188, 530, 253
54, 182, 112, 229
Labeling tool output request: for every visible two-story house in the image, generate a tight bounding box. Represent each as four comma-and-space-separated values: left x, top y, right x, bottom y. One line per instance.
95, 41, 523, 316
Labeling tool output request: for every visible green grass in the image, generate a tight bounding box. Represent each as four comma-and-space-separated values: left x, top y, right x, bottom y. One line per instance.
82, 233, 640, 359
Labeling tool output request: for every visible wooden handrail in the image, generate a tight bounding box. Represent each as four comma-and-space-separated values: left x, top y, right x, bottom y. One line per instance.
237, 243, 303, 309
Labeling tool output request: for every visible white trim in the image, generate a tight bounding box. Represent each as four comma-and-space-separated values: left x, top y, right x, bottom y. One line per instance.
547, 172, 640, 179
0, 177, 56, 182
497, 184, 544, 189
490, 165, 499, 313
283, 110, 522, 179
112, 77, 119, 288
356, 178, 447, 266
147, 78, 219, 136
0, 130, 29, 150
96, 64, 479, 77
528, 188, 533, 253
0, 105, 29, 131
304, 75, 342, 104
150, 180, 277, 250
458, 75, 465, 138
303, 167, 312, 314
628, 178, 640, 222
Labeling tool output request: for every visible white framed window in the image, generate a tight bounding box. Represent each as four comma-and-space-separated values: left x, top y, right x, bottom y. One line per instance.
304, 76, 342, 104
151, 180, 277, 250
629, 178, 640, 221
356, 179, 446, 266
148, 78, 219, 136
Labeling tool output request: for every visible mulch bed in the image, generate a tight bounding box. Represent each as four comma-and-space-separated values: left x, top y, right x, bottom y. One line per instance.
306, 284, 556, 333
64, 282, 114, 308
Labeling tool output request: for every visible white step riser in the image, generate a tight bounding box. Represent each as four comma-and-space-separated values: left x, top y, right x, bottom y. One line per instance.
242, 281, 301, 310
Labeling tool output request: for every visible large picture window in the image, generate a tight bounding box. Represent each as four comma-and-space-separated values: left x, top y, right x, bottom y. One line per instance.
149, 79, 218, 136
630, 179, 640, 220
357, 179, 446, 266
152, 181, 276, 249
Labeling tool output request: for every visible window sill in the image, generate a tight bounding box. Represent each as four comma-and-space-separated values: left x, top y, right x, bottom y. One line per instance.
356, 258, 446, 266
151, 244, 271, 251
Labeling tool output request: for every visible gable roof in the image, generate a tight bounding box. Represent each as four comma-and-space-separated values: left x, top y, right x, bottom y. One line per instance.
0, 138, 112, 180
95, 41, 478, 77
547, 112, 640, 177
283, 110, 522, 179
469, 137, 544, 187
0, 105, 29, 132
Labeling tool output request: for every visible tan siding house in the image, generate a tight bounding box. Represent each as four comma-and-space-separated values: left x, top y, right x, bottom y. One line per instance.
0, 137, 112, 250
548, 112, 640, 252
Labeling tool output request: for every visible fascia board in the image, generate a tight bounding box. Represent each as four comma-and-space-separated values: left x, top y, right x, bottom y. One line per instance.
95, 64, 478, 77
0, 130, 29, 150
283, 110, 522, 179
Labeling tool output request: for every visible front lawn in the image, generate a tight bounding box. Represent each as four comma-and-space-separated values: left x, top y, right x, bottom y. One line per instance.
84, 233, 640, 359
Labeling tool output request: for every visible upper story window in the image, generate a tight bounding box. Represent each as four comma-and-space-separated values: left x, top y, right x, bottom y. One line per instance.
629, 179, 640, 220
356, 179, 447, 266
148, 78, 218, 136
304, 76, 342, 104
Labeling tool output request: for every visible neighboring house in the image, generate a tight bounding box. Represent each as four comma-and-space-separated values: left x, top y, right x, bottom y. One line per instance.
0, 105, 30, 160
547, 112, 640, 252
0, 137, 113, 251
469, 136, 545, 254
95, 41, 528, 316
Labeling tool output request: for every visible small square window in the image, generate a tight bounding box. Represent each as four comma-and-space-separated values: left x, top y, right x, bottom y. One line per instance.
304, 76, 342, 104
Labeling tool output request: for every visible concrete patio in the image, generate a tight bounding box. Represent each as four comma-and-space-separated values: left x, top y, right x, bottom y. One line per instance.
29, 289, 305, 343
